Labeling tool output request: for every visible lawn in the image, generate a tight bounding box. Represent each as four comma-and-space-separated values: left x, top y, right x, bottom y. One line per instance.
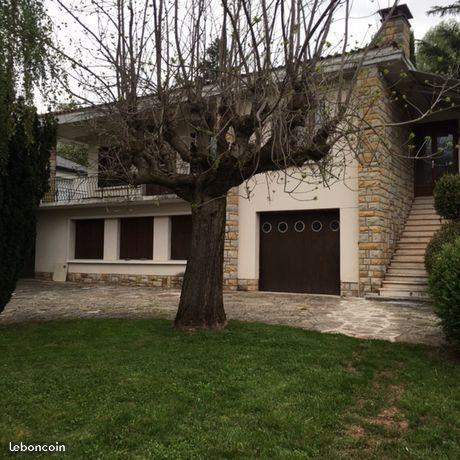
0, 319, 459, 459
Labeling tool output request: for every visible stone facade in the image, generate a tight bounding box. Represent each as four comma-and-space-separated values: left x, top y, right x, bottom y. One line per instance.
237, 279, 259, 292
67, 272, 183, 288
356, 66, 413, 294
341, 282, 360, 297
376, 7, 412, 58
223, 188, 239, 290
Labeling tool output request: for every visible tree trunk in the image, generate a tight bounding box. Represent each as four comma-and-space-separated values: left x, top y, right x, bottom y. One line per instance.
174, 195, 227, 330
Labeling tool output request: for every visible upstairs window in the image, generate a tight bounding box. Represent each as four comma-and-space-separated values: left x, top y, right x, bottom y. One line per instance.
119, 217, 154, 260
170, 215, 192, 260
74, 219, 104, 259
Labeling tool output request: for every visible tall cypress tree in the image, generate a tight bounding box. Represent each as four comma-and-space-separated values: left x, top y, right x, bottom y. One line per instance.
0, 1, 57, 312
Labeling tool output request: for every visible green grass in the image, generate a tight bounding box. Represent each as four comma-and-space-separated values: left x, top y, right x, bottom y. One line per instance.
0, 319, 459, 459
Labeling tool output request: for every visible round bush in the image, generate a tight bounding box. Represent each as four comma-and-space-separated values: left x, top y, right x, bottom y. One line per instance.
428, 237, 460, 345
433, 174, 460, 221
425, 221, 460, 274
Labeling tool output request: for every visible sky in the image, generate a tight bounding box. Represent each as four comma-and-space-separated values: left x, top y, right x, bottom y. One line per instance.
45, 0, 455, 43
328, 0, 456, 46
40, 0, 456, 110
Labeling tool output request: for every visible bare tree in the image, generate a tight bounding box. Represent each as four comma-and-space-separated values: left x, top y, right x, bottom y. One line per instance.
50, 0, 457, 329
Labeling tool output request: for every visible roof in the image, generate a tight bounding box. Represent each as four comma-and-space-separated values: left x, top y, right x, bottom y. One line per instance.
56, 155, 87, 174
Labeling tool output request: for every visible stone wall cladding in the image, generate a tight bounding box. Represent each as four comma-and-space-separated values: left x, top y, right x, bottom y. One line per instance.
237, 279, 259, 291
357, 67, 414, 294
67, 272, 183, 288
375, 16, 411, 58
223, 188, 239, 291
341, 282, 360, 297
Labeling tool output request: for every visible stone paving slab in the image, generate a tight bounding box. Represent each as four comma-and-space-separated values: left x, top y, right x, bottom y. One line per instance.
0, 280, 443, 346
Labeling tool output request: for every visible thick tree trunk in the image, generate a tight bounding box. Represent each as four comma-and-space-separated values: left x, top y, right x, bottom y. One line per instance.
174, 195, 227, 330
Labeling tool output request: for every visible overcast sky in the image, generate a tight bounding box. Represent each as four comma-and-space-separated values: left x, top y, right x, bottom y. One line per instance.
41, 0, 456, 110
45, 0, 455, 42
327, 0, 456, 46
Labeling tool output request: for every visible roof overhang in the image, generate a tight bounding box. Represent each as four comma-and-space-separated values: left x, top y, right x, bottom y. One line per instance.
384, 69, 460, 120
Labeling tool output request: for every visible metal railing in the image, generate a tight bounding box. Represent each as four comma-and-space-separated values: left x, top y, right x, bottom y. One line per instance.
42, 175, 172, 204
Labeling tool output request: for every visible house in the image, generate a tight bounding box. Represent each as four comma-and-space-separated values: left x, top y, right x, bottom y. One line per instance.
54, 155, 88, 202
33, 5, 459, 299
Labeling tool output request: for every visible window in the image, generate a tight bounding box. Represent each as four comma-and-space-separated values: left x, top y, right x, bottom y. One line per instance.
119, 217, 154, 260
74, 219, 104, 259
171, 215, 192, 260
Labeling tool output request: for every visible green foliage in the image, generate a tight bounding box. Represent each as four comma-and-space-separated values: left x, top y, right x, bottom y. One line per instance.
57, 141, 89, 167
0, 0, 57, 312
416, 20, 460, 77
433, 174, 460, 220
429, 238, 460, 345
425, 221, 460, 274
0, 101, 56, 310
199, 38, 222, 82
428, 1, 460, 17
0, 0, 54, 104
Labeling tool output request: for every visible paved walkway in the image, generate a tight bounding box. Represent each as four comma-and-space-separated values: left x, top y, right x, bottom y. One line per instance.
0, 280, 443, 346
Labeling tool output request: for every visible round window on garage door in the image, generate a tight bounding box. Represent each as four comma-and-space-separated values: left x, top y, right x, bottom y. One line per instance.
294, 220, 305, 232
311, 220, 322, 232
330, 220, 340, 232
261, 222, 272, 234
277, 221, 288, 233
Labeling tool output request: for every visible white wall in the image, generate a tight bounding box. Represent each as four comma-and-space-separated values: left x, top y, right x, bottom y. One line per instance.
37, 161, 360, 285
36, 200, 191, 276
237, 160, 359, 284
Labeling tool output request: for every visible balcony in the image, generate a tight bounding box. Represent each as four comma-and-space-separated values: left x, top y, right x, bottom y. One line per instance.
41, 175, 174, 206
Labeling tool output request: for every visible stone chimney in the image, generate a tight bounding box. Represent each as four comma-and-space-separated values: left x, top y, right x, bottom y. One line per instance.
376, 4, 413, 58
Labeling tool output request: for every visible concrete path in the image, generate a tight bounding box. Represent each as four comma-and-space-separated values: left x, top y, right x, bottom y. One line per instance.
0, 280, 443, 346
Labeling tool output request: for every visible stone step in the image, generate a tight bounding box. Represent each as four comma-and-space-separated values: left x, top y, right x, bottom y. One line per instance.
410, 204, 436, 211
385, 275, 428, 283
399, 236, 431, 243
380, 283, 427, 292
413, 196, 434, 202
404, 224, 442, 231
406, 215, 441, 222
408, 212, 439, 219
392, 255, 425, 262
389, 261, 425, 269
408, 206, 437, 211
394, 248, 426, 255
401, 230, 437, 237
378, 197, 436, 300
395, 242, 429, 250
382, 278, 428, 285
379, 288, 430, 299
387, 268, 427, 276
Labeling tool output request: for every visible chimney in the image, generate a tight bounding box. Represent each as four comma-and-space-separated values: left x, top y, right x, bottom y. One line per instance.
376, 4, 413, 58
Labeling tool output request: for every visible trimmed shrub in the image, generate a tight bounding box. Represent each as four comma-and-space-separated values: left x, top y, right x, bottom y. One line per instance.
0, 102, 56, 312
425, 221, 460, 274
428, 237, 460, 345
433, 174, 460, 221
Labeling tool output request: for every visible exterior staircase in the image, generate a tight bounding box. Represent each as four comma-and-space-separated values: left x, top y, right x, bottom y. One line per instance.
379, 196, 441, 300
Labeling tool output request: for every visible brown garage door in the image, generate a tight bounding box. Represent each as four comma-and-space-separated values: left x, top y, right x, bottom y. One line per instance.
259, 210, 340, 295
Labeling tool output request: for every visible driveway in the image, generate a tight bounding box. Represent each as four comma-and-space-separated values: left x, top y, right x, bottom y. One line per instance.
0, 280, 442, 346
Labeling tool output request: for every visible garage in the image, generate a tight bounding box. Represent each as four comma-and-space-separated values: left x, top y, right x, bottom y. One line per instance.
259, 209, 340, 295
